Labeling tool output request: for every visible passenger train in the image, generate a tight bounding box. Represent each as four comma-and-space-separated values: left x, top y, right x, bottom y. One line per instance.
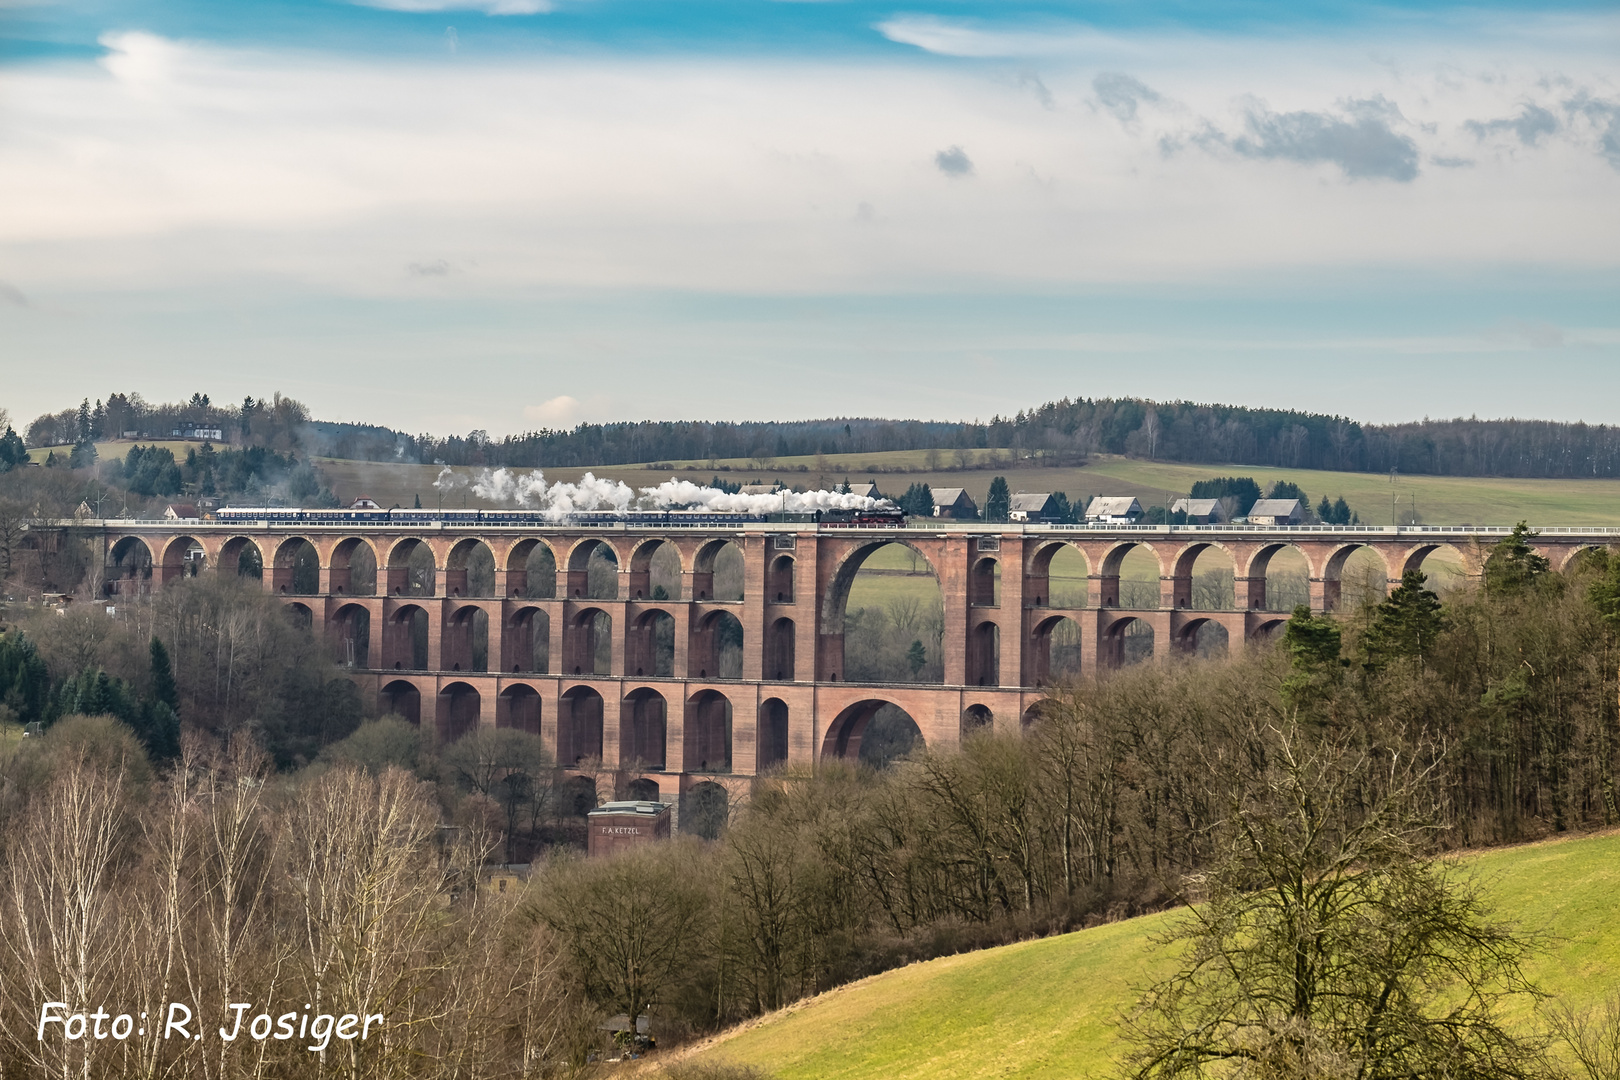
210, 505, 907, 528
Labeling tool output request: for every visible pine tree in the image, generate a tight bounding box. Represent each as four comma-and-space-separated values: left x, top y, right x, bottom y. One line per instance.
985, 476, 1011, 522
1362, 569, 1447, 671
149, 637, 179, 713
1484, 522, 1550, 596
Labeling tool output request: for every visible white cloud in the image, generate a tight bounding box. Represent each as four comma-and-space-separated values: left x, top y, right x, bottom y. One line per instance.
0, 21, 1616, 303
349, 0, 551, 14
524, 396, 580, 426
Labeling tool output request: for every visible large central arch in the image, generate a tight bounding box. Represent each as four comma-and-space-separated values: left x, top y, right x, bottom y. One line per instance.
819, 540, 943, 684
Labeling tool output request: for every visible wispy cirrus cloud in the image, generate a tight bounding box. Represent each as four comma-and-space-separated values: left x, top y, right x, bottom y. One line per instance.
874, 15, 1121, 58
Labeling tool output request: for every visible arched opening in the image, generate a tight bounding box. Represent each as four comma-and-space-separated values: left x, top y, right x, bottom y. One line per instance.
969, 621, 1000, 686
446, 538, 497, 598
330, 537, 377, 595
436, 681, 481, 744
765, 618, 795, 681
286, 602, 313, 631
1249, 544, 1312, 612
509, 606, 550, 673
629, 539, 683, 601
826, 541, 944, 684
558, 774, 599, 818
627, 609, 674, 678
621, 688, 667, 770
1171, 542, 1236, 610
823, 700, 923, 768
106, 536, 154, 596
768, 554, 794, 603
1250, 617, 1290, 647
445, 605, 490, 672
566, 539, 619, 600
624, 776, 662, 803
1027, 542, 1089, 609
1178, 618, 1230, 660
758, 699, 789, 771
273, 537, 320, 595
566, 609, 613, 676
693, 539, 745, 602
962, 704, 994, 737
689, 611, 743, 680
507, 539, 557, 599
1323, 544, 1390, 610
1103, 616, 1155, 668
160, 535, 207, 581
558, 687, 605, 765
386, 538, 436, 597
496, 684, 541, 736
1101, 542, 1163, 610
685, 690, 733, 773
333, 603, 371, 668
1398, 543, 1468, 596
1032, 615, 1083, 684
380, 679, 421, 726
388, 604, 430, 670
970, 557, 1001, 607
219, 537, 264, 581
682, 781, 730, 840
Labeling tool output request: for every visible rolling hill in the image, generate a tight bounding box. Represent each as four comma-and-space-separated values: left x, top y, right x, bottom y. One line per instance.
687, 829, 1620, 1080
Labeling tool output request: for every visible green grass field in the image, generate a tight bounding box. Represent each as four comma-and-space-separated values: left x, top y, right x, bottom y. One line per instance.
26, 439, 212, 466
694, 829, 1620, 1080
313, 452, 1620, 528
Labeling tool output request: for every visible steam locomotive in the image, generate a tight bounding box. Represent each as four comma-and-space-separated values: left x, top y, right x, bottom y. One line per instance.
210, 505, 906, 528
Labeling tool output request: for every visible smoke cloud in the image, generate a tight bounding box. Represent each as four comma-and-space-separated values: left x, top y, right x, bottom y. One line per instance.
457, 467, 887, 520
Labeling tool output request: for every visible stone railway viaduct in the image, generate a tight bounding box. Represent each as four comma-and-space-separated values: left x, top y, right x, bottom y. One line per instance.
90, 518, 1619, 813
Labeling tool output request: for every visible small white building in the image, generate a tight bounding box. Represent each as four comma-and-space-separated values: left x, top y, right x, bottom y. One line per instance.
847, 482, 883, 500
1085, 496, 1144, 524
349, 496, 383, 510
1170, 498, 1228, 525
163, 502, 199, 520
1247, 499, 1304, 526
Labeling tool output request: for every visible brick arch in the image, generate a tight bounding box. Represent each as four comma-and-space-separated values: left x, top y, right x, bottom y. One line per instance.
1030, 612, 1084, 685
1240, 541, 1317, 581
1170, 539, 1236, 579
558, 685, 605, 765
692, 538, 745, 602
961, 702, 994, 737
1322, 542, 1394, 610
159, 534, 206, 572
1100, 540, 1166, 578
691, 608, 743, 680
105, 535, 155, 596
685, 688, 734, 773
629, 538, 682, 601
758, 697, 790, 771
435, 680, 481, 743
1025, 539, 1091, 608
496, 683, 542, 736
1394, 541, 1471, 579
621, 687, 668, 769
563, 537, 621, 600
328, 536, 378, 595
1173, 615, 1231, 658
821, 697, 924, 761
380, 677, 427, 725
1559, 543, 1616, 572
444, 537, 496, 598
565, 606, 613, 676
820, 538, 941, 634
443, 602, 491, 672
504, 537, 557, 598
767, 553, 795, 603
217, 535, 265, 577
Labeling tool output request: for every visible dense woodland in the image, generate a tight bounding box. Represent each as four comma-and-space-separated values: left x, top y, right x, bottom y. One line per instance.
0, 526, 1617, 1076
12, 391, 1620, 480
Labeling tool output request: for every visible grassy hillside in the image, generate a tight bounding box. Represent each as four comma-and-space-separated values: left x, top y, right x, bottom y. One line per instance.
693, 830, 1620, 1080
26, 439, 211, 466
312, 453, 1620, 528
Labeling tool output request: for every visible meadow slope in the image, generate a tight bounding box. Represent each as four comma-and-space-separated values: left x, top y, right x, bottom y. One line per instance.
693, 830, 1620, 1080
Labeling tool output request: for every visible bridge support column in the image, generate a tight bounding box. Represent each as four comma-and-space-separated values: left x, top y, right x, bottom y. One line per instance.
601, 691, 622, 768
486, 603, 504, 677
425, 603, 444, 672
1235, 576, 1264, 610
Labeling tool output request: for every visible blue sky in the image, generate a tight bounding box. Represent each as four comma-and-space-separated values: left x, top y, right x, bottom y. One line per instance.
1, 0, 1617, 436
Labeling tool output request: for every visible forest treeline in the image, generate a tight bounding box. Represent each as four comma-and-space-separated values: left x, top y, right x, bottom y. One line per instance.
13, 392, 1620, 480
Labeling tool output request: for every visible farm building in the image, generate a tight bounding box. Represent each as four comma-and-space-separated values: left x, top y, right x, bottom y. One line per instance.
1085, 496, 1144, 524
1170, 498, 1228, 524
930, 487, 979, 519
1247, 498, 1304, 525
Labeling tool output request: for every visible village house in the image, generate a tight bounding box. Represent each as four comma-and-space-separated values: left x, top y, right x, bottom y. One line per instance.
1170, 497, 1228, 525
1085, 496, 1144, 524
1246, 498, 1304, 525
930, 487, 979, 519
1008, 493, 1061, 523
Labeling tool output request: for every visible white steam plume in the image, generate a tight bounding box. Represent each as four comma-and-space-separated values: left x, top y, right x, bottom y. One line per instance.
464, 467, 889, 517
